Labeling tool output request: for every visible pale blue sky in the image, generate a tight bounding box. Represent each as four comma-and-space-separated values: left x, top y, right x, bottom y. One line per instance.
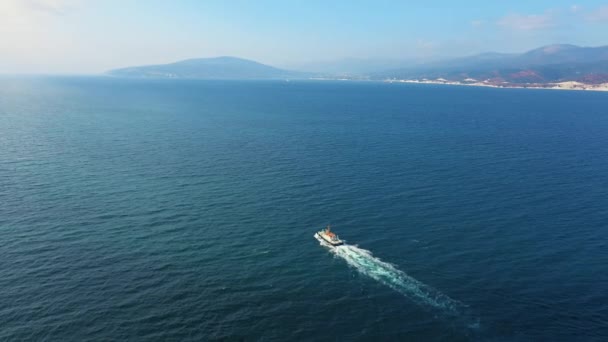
1, 0, 607, 73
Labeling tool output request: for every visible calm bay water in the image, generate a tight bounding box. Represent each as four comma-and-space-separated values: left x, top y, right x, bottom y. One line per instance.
1, 77, 607, 341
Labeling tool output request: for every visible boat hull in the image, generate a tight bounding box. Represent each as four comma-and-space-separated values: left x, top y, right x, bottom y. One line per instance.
314, 232, 344, 246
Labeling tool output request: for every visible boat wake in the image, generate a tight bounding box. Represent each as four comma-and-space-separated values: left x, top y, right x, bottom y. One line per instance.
319, 239, 478, 328
331, 244, 463, 315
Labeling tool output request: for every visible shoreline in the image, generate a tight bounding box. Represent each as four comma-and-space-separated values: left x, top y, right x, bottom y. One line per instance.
383, 79, 608, 92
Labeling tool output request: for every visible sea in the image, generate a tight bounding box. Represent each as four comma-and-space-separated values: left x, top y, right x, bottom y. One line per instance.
1, 76, 607, 341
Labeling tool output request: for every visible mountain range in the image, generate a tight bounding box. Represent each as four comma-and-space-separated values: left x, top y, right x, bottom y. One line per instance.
107, 44, 608, 84
376, 44, 608, 84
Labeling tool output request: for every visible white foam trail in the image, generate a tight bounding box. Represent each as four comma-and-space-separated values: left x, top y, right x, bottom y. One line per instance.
326, 242, 466, 317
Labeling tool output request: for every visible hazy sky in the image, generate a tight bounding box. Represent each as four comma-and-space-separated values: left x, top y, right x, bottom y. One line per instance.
2, 0, 608, 74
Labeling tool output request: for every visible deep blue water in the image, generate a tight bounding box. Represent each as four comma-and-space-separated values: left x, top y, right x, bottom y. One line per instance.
1, 77, 607, 341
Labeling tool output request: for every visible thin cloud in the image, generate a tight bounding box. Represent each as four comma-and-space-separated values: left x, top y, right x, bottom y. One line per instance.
570, 5, 582, 14
497, 12, 556, 31
470, 20, 485, 28
0, 0, 78, 18
586, 6, 608, 22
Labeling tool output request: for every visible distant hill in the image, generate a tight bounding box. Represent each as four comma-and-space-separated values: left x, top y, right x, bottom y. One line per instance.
107, 45, 608, 84
374, 44, 608, 84
108, 56, 309, 79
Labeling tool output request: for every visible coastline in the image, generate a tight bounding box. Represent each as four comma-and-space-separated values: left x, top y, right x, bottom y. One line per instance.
384, 79, 608, 92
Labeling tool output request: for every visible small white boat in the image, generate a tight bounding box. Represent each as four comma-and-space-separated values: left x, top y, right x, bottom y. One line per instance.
314, 224, 344, 246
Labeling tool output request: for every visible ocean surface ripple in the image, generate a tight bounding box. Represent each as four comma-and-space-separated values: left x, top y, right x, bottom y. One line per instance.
1, 77, 607, 341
